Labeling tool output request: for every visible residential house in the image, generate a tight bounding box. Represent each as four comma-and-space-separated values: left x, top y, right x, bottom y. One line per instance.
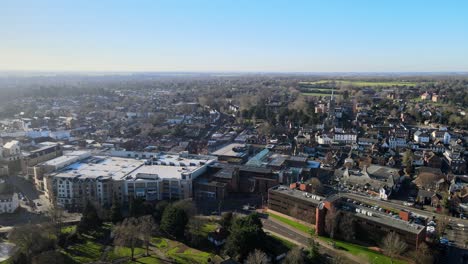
431, 130, 451, 145
413, 130, 430, 144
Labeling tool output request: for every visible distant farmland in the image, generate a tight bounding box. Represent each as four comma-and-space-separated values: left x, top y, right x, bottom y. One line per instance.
302, 92, 339, 97
297, 83, 340, 97
299, 80, 417, 87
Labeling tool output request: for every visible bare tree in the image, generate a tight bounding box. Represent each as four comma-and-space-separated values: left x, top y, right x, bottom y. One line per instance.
436, 217, 449, 237
309, 178, 323, 195
47, 201, 65, 237
139, 215, 156, 256
324, 206, 338, 239
32, 250, 65, 264
114, 217, 142, 260
381, 232, 407, 264
245, 249, 270, 264
8, 224, 56, 261
289, 95, 308, 112
332, 255, 346, 264
411, 242, 433, 264
283, 247, 304, 264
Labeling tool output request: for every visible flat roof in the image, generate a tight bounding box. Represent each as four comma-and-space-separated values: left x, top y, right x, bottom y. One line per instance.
340, 201, 425, 234
50, 153, 212, 182
41, 151, 90, 167
155, 153, 213, 166
269, 185, 325, 205
52, 156, 144, 180
211, 143, 248, 158
127, 164, 199, 180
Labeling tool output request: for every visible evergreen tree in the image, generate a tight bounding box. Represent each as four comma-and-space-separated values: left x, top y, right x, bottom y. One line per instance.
110, 195, 123, 224
77, 201, 102, 233
160, 205, 188, 240
224, 213, 267, 261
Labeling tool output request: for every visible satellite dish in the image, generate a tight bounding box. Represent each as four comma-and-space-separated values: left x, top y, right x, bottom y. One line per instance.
318, 202, 325, 210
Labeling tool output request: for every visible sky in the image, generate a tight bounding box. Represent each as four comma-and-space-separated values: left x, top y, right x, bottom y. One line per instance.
1, 0, 467, 72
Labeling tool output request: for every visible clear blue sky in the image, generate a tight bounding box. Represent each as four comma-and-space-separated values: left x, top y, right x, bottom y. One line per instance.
1, 0, 467, 72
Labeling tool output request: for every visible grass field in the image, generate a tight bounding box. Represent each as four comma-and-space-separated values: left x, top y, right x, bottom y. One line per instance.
265, 213, 405, 264
318, 237, 407, 264
301, 80, 417, 87
302, 92, 336, 97
267, 212, 314, 234
153, 238, 222, 264
201, 222, 218, 234
58, 222, 223, 264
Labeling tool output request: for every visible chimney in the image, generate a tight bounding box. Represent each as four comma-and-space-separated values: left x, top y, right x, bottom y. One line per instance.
399, 211, 410, 221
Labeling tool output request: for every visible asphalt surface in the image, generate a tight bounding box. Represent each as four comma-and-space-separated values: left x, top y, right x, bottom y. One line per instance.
343, 192, 468, 226
0, 175, 80, 229
261, 218, 310, 245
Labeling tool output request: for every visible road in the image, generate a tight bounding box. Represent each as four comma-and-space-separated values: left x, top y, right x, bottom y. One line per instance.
261, 216, 361, 264
0, 175, 80, 230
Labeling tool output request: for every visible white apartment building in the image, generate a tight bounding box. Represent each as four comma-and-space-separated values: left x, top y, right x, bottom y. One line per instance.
333, 133, 357, 144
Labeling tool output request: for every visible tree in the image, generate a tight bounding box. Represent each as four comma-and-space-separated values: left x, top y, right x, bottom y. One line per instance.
154, 200, 170, 224
411, 242, 433, 264
331, 255, 346, 264
402, 149, 414, 169
139, 215, 156, 256
381, 232, 407, 264
306, 238, 321, 263
77, 201, 102, 233
9, 224, 56, 261
283, 247, 304, 264
110, 195, 123, 224
172, 200, 197, 217
220, 212, 234, 230
309, 178, 323, 195
114, 217, 141, 260
185, 218, 205, 247
225, 213, 267, 261
32, 250, 65, 264
245, 249, 270, 264
129, 197, 146, 217
324, 206, 338, 239
436, 217, 449, 237
160, 204, 189, 240
47, 202, 64, 237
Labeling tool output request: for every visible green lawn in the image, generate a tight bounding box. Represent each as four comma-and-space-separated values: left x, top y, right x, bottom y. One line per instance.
302, 92, 337, 97
113, 246, 145, 258
133, 256, 162, 264
153, 238, 222, 264
61, 225, 77, 234
267, 213, 314, 234
152, 237, 169, 249
201, 222, 218, 235
63, 240, 104, 263
301, 80, 417, 87
167, 247, 213, 264
318, 237, 407, 264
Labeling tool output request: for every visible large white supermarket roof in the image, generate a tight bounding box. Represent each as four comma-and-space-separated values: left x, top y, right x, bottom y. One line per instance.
127, 164, 199, 181
52, 156, 144, 180
51, 153, 213, 181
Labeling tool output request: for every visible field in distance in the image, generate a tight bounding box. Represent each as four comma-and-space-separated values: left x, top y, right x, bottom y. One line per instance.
299, 80, 418, 87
